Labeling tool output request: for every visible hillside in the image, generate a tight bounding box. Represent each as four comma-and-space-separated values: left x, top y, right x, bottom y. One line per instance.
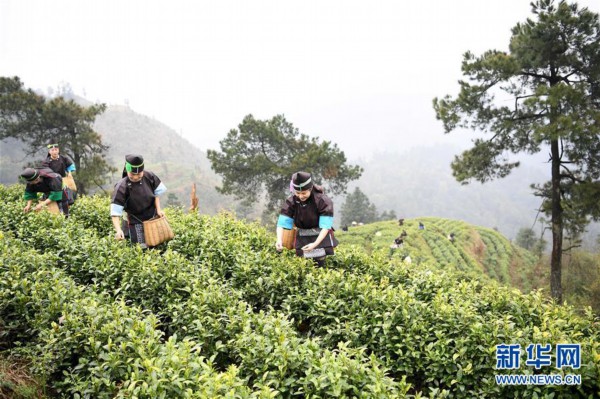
343, 145, 600, 250
0, 184, 598, 398
0, 99, 249, 216
93, 104, 241, 214
347, 145, 548, 240
337, 217, 544, 293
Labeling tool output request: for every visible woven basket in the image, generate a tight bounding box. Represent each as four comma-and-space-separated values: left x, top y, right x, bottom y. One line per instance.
39, 200, 60, 214
282, 227, 296, 250
63, 174, 77, 191
143, 215, 174, 247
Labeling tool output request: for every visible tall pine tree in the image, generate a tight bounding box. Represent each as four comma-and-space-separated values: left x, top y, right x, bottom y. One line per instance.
433, 0, 600, 302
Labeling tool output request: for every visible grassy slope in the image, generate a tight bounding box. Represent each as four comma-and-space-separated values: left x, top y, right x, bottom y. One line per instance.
336, 217, 544, 293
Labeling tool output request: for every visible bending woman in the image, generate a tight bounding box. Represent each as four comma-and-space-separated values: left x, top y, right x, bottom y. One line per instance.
275, 171, 338, 266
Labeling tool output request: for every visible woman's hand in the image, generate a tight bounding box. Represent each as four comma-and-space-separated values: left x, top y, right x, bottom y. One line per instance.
303, 229, 330, 253
154, 197, 164, 217
275, 226, 285, 252
111, 216, 125, 240
301, 242, 318, 252
23, 204, 32, 213
34, 199, 52, 212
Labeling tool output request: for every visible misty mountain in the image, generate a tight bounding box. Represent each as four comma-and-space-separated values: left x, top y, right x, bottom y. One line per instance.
94, 104, 240, 214
94, 105, 213, 174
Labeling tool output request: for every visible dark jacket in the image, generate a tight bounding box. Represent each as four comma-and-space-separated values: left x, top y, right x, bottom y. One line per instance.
111, 171, 162, 224
279, 185, 337, 256
23, 168, 63, 201
280, 186, 334, 229
43, 154, 75, 177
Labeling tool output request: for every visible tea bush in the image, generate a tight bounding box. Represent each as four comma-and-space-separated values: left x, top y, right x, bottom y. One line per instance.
1, 186, 410, 397
1, 184, 598, 398
0, 236, 254, 398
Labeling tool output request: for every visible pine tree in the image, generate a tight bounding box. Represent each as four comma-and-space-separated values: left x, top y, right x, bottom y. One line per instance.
434, 0, 600, 302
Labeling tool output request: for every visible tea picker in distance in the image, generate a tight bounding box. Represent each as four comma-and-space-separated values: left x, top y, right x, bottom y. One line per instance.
110, 154, 167, 248
275, 171, 338, 267
20, 167, 64, 214
391, 236, 404, 248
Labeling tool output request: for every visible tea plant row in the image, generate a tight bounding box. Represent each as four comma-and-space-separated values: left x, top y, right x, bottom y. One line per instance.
0, 185, 408, 398
1, 184, 598, 398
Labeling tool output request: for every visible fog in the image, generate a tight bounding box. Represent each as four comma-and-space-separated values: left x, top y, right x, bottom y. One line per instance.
3, 0, 597, 159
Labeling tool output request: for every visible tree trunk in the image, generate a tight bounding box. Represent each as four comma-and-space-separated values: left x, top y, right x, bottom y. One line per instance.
550, 139, 563, 303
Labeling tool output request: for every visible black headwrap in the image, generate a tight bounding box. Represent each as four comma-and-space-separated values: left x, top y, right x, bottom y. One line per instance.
292, 171, 313, 191
20, 168, 39, 181
124, 154, 144, 175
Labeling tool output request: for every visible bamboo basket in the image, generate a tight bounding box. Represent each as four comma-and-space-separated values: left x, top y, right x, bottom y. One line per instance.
143, 215, 174, 247
63, 174, 77, 191
38, 200, 60, 214
282, 227, 296, 250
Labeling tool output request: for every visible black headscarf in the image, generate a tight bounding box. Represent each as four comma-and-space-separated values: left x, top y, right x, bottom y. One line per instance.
122, 154, 145, 177
20, 168, 39, 181
291, 171, 313, 191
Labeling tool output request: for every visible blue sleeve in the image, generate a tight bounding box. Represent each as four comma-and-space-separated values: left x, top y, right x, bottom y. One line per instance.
277, 214, 294, 229
154, 182, 167, 196
319, 215, 334, 229
66, 164, 76, 172
110, 203, 124, 217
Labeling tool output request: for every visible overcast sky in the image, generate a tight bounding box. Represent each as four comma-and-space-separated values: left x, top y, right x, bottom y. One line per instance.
2, 0, 599, 159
